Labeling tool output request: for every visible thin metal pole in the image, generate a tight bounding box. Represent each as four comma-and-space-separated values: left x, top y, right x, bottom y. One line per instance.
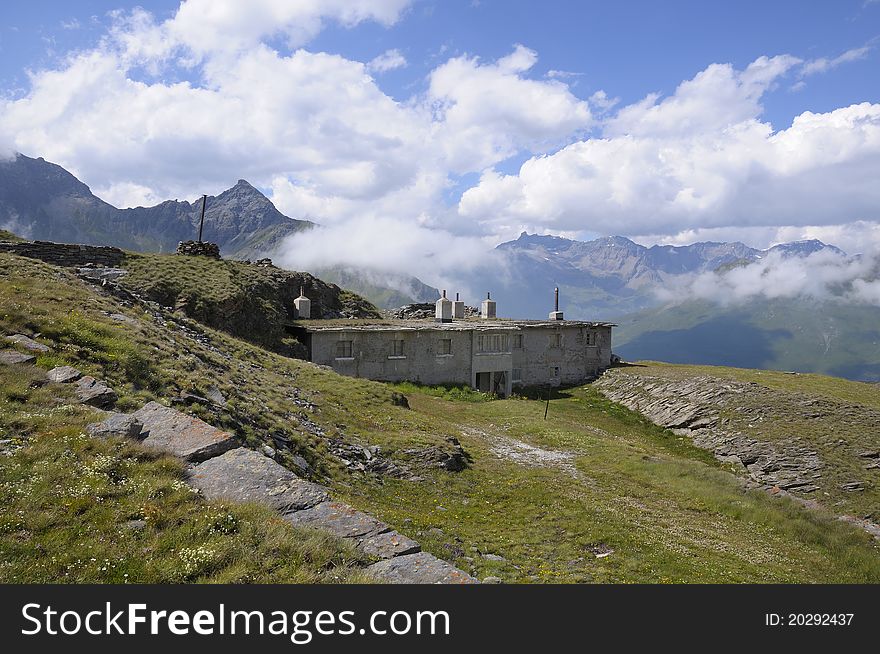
544, 384, 550, 420
198, 194, 207, 242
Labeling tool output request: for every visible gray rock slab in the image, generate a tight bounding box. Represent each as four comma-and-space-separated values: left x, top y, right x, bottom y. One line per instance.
285, 501, 388, 539
47, 365, 82, 383
367, 552, 478, 584
132, 401, 238, 462
74, 376, 117, 409
358, 530, 421, 559
189, 448, 328, 512
4, 334, 50, 353
86, 413, 143, 440
0, 350, 36, 365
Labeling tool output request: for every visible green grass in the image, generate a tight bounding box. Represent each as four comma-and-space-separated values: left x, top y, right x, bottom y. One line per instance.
1, 252, 878, 583
0, 365, 371, 584
604, 361, 880, 520
387, 381, 494, 403
339, 387, 880, 583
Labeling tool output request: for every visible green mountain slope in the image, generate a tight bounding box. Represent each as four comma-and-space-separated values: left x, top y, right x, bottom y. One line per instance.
1, 251, 878, 583
613, 298, 880, 381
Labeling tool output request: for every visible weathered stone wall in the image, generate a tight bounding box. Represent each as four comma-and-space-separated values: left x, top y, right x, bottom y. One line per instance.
176, 240, 220, 258
310, 327, 476, 387
512, 324, 612, 387
0, 240, 125, 267
308, 322, 613, 393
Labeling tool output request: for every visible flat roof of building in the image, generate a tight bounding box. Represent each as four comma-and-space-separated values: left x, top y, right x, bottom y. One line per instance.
296, 318, 616, 332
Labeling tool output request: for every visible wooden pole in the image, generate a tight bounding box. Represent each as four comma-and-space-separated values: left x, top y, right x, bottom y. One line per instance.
198, 194, 207, 242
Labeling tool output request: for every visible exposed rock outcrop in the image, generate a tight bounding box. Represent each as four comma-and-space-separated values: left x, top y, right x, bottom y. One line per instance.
74, 376, 117, 409
132, 401, 238, 462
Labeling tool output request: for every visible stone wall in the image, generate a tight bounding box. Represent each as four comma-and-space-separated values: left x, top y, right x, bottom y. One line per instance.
512, 324, 613, 387
307, 322, 614, 394
176, 240, 221, 258
0, 240, 126, 267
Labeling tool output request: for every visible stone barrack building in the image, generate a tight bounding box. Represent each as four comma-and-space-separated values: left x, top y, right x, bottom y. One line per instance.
293, 291, 613, 397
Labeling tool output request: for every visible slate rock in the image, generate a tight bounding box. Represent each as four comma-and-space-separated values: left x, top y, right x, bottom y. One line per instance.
358, 530, 421, 559
47, 365, 82, 383
285, 501, 388, 539
189, 448, 328, 512
132, 401, 238, 462
87, 413, 143, 440
0, 350, 36, 365
4, 334, 50, 353
367, 552, 478, 584
75, 376, 117, 409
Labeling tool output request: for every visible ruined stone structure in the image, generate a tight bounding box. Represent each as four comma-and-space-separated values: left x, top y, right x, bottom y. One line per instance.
296, 292, 613, 396
176, 240, 221, 258
0, 240, 125, 267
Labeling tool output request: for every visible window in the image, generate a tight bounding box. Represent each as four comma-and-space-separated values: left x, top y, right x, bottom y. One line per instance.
512, 368, 522, 382
476, 333, 509, 353
585, 331, 596, 346
391, 339, 405, 357
335, 340, 353, 358
550, 333, 562, 348
513, 334, 523, 349
438, 338, 452, 355
550, 366, 560, 378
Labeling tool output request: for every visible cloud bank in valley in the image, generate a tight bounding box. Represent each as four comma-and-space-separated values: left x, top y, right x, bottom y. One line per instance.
0, 0, 878, 293
657, 248, 880, 308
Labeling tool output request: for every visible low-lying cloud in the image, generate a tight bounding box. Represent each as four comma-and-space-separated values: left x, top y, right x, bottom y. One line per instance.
658, 248, 880, 307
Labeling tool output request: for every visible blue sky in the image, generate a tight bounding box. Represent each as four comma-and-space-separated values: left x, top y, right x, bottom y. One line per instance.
1, 0, 879, 282
3, 0, 877, 130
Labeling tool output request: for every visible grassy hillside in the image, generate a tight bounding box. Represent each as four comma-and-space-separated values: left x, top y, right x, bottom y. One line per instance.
120, 252, 380, 355
1, 252, 878, 583
613, 298, 880, 381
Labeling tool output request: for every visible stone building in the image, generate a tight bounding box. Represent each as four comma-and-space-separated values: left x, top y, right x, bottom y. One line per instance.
294, 290, 613, 397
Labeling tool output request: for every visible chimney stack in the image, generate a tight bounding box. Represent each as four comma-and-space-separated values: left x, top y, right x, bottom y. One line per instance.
549, 286, 564, 320
294, 286, 311, 319
452, 291, 465, 319
436, 289, 453, 323
481, 292, 496, 320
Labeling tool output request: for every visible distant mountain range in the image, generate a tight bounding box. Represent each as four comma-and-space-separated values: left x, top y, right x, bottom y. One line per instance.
492, 232, 880, 381
2, 153, 878, 379
492, 231, 846, 319
0, 153, 313, 258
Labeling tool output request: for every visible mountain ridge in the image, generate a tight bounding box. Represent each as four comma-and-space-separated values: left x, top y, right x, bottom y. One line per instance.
0, 153, 314, 258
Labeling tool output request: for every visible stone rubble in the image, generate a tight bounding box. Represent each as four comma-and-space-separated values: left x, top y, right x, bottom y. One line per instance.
47, 365, 83, 383
74, 376, 118, 409
0, 350, 36, 365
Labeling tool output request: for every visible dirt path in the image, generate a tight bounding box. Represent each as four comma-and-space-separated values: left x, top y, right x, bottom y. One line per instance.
461, 426, 586, 480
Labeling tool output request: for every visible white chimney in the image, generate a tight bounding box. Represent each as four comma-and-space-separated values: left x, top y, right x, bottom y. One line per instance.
436, 289, 453, 323
452, 292, 465, 319
481, 292, 496, 319
294, 286, 311, 319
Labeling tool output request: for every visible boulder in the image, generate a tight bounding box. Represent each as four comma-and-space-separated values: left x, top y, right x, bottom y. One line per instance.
285, 501, 388, 539
0, 350, 36, 365
132, 401, 238, 462
358, 530, 421, 559
189, 448, 328, 512
367, 552, 478, 584
74, 376, 117, 409
4, 334, 50, 353
47, 365, 82, 383
86, 413, 143, 440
